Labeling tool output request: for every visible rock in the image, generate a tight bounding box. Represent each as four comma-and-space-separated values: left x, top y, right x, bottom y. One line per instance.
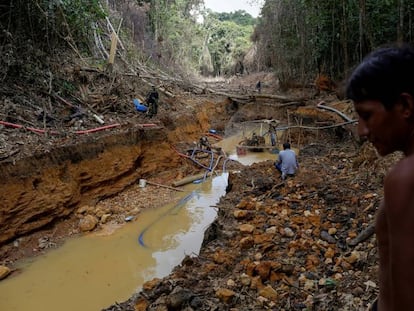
239, 236, 254, 249
216, 288, 236, 303
239, 224, 255, 234
76, 205, 94, 215
344, 251, 360, 264
324, 247, 335, 259
167, 286, 193, 309
352, 286, 364, 296
227, 279, 236, 287
298, 273, 307, 284
78, 215, 98, 232
283, 227, 295, 237
190, 296, 203, 309
250, 276, 263, 289
328, 227, 337, 235
255, 261, 271, 281
257, 296, 269, 305
240, 273, 251, 286
320, 230, 336, 244
100, 213, 111, 223
258, 285, 278, 301
135, 297, 149, 311
363, 280, 377, 289
38, 236, 56, 249
94, 206, 111, 218
236, 200, 251, 209
233, 210, 248, 219
142, 278, 161, 291
148, 303, 168, 311
0, 265, 11, 280
254, 234, 272, 244
303, 279, 315, 291
148, 296, 168, 311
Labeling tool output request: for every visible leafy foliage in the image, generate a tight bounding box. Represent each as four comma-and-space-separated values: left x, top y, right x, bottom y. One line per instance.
0, 0, 106, 50
205, 18, 253, 75
213, 10, 257, 27
0, 0, 106, 81
253, 0, 414, 83
146, 0, 255, 76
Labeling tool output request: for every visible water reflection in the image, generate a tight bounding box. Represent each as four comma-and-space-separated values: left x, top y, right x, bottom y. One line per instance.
215, 130, 277, 166
0, 173, 228, 311
148, 173, 226, 278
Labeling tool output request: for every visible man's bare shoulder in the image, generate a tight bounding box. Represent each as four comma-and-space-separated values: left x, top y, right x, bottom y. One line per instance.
385, 156, 414, 191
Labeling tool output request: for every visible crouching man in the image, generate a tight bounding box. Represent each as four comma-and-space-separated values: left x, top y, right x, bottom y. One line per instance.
275, 142, 298, 180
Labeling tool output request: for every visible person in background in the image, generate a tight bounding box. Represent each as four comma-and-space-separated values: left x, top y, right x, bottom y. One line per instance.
268, 120, 278, 146
251, 132, 259, 146
146, 86, 159, 118
198, 136, 211, 151
256, 81, 262, 93
275, 142, 298, 180
346, 43, 414, 311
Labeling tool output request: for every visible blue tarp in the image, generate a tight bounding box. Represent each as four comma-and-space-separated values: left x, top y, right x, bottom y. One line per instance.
133, 99, 147, 112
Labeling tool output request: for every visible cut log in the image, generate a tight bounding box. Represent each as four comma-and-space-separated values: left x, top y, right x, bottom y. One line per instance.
172, 173, 211, 187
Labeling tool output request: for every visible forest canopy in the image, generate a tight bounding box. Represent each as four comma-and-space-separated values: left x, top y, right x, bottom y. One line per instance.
1, 0, 414, 84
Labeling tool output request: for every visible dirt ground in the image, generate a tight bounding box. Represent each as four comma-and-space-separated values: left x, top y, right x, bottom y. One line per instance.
0, 59, 401, 310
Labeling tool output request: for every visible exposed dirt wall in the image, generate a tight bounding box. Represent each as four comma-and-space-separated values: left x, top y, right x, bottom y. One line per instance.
0, 100, 221, 245
0, 129, 148, 244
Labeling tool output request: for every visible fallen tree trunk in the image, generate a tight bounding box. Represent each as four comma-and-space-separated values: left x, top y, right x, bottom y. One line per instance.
204, 88, 301, 103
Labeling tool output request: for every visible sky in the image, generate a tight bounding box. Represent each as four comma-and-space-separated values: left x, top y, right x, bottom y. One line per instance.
204, 0, 264, 18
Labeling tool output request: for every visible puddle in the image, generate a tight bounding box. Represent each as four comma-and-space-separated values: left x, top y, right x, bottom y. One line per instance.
0, 174, 227, 311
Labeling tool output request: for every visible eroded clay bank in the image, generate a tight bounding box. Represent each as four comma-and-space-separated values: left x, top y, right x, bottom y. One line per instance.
0, 126, 182, 245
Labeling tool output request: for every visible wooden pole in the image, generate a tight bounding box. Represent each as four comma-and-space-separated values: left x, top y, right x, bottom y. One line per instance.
146, 180, 184, 192
287, 110, 291, 144
172, 173, 211, 187
108, 32, 118, 65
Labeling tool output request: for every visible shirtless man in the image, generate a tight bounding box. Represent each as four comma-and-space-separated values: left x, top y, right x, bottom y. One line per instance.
346, 44, 414, 310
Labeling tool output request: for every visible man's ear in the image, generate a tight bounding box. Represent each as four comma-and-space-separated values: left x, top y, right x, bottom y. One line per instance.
399, 93, 414, 119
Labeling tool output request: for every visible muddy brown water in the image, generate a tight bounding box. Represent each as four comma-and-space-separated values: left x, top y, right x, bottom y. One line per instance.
0, 132, 277, 311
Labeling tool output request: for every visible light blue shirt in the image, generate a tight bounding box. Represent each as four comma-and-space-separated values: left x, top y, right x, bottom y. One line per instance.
278, 149, 298, 175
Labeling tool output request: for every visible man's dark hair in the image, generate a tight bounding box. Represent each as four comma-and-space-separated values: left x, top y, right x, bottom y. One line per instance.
283, 142, 290, 149
346, 43, 414, 109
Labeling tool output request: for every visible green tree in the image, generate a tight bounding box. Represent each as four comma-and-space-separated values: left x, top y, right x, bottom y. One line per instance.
253, 0, 414, 84
201, 11, 254, 75
213, 10, 256, 26
147, 0, 205, 72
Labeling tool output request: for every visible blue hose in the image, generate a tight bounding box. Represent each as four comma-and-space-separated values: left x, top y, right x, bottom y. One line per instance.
138, 190, 199, 248
189, 148, 216, 171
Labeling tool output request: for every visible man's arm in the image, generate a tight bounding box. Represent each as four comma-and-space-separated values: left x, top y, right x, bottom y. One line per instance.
383, 158, 414, 309
277, 152, 283, 165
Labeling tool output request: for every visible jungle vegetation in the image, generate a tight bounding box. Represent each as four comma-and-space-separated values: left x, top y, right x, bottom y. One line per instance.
1, 0, 413, 84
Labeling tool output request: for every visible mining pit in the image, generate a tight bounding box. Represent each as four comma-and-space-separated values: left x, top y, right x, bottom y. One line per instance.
0, 71, 391, 310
